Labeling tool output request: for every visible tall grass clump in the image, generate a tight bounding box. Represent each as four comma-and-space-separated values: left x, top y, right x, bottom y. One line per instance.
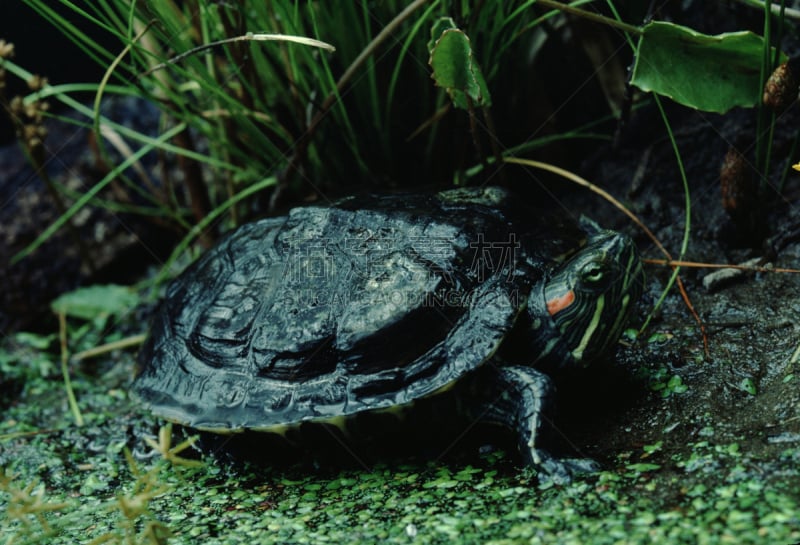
12, 1, 582, 244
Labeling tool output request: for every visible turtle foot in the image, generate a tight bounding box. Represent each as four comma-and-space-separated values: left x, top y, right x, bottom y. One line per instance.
532, 449, 600, 485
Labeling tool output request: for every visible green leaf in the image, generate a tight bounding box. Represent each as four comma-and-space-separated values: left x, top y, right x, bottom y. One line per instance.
739, 377, 757, 396
428, 17, 491, 109
642, 441, 663, 455
427, 16, 458, 53
632, 21, 785, 113
50, 284, 139, 321
646, 331, 672, 344
667, 374, 688, 394
13, 331, 55, 350
626, 462, 661, 473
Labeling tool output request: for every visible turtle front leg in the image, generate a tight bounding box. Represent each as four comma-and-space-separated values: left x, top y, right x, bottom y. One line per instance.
468, 365, 597, 483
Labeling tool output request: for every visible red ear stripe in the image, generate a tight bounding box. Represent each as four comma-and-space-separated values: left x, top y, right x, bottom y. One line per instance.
546, 290, 575, 316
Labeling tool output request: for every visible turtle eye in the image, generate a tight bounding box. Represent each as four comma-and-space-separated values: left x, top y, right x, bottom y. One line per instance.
580, 261, 605, 283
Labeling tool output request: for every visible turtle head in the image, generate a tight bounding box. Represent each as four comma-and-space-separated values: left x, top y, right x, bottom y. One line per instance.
529, 220, 644, 368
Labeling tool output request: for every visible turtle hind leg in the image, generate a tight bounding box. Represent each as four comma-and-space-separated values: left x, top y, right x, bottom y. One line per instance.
466, 365, 598, 484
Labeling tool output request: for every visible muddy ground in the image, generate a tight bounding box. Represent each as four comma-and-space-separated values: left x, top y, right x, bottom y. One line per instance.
557, 101, 800, 498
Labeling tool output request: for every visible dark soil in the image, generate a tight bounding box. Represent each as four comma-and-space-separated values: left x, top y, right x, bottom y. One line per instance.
554, 100, 800, 507
0, 97, 179, 334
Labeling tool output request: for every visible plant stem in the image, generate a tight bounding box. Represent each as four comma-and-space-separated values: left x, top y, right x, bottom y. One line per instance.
72, 334, 147, 362
535, 0, 642, 36
58, 312, 84, 427
643, 96, 709, 357
756, 0, 771, 186
735, 0, 800, 20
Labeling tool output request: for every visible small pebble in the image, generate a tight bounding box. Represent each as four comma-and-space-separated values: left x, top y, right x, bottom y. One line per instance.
766, 432, 800, 444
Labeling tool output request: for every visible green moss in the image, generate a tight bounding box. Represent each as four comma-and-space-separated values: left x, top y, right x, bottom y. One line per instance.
2, 334, 800, 545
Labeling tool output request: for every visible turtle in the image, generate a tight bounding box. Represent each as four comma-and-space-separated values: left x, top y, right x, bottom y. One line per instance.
133, 186, 644, 480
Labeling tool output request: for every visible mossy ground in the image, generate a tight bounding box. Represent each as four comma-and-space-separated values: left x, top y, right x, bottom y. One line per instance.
2, 322, 800, 545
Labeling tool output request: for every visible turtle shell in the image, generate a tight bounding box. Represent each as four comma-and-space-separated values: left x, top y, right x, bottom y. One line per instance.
133, 187, 588, 431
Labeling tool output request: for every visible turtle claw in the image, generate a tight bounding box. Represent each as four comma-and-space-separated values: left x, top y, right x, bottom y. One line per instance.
530, 449, 600, 485
560, 457, 601, 474
538, 456, 600, 485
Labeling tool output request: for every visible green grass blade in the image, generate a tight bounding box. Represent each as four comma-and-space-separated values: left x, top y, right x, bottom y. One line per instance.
150, 175, 278, 287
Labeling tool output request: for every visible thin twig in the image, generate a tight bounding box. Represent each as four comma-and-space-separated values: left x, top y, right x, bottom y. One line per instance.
644, 258, 800, 274
503, 157, 667, 255
535, 0, 642, 35
139, 32, 336, 78
72, 334, 147, 362
0, 429, 60, 442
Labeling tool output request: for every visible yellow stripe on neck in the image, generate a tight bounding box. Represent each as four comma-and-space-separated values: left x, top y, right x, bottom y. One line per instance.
571, 294, 604, 362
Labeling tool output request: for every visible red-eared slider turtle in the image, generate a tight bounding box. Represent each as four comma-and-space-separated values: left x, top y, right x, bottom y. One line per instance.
133, 187, 644, 480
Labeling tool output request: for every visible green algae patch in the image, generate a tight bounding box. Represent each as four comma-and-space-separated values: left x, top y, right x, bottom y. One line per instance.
2, 333, 800, 544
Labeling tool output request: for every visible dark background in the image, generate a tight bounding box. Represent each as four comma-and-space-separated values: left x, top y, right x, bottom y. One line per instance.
1, 1, 118, 144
